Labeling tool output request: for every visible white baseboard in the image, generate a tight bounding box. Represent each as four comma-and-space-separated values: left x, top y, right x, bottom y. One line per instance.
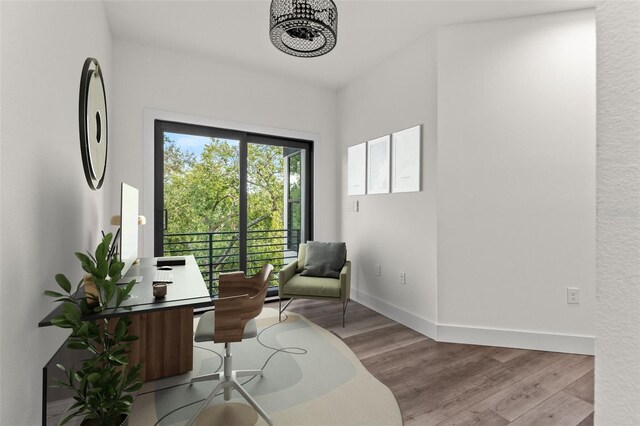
351, 287, 595, 356
351, 288, 438, 339
438, 324, 594, 355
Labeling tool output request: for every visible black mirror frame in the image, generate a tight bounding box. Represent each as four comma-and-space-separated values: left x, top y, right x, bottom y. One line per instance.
79, 57, 108, 190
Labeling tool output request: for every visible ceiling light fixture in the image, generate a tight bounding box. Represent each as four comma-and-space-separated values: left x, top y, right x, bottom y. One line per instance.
269, 0, 338, 58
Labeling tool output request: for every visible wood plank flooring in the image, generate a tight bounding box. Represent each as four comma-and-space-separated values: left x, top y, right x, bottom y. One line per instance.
270, 299, 594, 426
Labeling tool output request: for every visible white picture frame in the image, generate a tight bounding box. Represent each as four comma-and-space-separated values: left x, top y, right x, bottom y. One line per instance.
348, 143, 367, 195
392, 125, 421, 193
367, 135, 391, 194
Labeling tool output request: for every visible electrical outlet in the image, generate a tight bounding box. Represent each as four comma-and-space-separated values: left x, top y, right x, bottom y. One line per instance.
567, 287, 580, 304
375, 264, 381, 277
400, 272, 406, 285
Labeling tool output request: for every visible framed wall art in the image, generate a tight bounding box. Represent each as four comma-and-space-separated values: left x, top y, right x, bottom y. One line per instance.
392, 125, 421, 193
348, 142, 367, 195
367, 135, 390, 194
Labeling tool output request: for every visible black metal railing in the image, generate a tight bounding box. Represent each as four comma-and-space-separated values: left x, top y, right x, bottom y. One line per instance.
162, 228, 301, 295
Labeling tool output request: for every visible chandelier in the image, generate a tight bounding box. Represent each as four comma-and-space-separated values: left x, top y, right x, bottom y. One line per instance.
269, 0, 338, 58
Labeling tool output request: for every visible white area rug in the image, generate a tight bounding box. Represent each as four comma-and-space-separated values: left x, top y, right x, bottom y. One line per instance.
130, 307, 402, 425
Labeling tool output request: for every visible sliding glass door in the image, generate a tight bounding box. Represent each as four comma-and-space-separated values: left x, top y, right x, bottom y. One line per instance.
154, 120, 313, 295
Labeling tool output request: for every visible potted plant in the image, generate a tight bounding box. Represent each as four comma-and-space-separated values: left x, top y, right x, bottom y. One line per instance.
44, 233, 142, 425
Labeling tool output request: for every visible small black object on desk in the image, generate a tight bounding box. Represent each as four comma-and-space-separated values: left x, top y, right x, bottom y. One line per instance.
157, 256, 186, 267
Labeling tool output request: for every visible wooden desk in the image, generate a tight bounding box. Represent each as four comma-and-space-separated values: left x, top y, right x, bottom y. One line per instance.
40, 255, 212, 382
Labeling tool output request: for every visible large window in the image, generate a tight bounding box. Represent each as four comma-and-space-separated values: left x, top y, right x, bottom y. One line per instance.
154, 120, 313, 295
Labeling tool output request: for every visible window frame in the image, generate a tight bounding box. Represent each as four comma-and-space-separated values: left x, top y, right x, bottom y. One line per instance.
154, 119, 314, 274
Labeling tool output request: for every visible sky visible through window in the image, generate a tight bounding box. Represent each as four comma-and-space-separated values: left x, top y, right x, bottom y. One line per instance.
165, 132, 239, 160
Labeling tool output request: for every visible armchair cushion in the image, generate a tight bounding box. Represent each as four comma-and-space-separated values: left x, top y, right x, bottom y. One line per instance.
282, 274, 342, 298
300, 241, 346, 279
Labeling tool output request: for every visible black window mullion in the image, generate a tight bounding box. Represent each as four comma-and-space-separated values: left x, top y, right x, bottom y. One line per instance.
154, 120, 165, 256
158, 120, 241, 140
239, 135, 248, 271
305, 147, 314, 242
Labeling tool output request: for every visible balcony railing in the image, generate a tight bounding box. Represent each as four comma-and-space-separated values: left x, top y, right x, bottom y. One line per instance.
162, 228, 301, 295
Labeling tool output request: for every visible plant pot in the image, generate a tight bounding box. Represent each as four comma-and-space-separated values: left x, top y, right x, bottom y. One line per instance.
83, 274, 99, 306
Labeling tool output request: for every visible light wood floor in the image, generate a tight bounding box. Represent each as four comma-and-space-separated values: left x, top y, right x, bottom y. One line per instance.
271, 298, 594, 426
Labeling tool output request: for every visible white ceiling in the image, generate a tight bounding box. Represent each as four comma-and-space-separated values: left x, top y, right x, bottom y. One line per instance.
103, 0, 594, 90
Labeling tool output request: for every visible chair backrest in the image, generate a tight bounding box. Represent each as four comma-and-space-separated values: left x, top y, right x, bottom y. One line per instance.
214, 264, 273, 342
296, 242, 347, 275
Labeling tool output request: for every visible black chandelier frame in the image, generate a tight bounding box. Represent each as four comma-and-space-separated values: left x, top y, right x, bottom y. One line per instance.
269, 0, 338, 58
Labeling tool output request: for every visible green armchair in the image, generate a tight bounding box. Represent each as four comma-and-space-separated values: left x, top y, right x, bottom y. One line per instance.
278, 242, 351, 327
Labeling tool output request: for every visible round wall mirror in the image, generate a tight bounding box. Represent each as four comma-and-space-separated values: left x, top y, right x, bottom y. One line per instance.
79, 57, 108, 190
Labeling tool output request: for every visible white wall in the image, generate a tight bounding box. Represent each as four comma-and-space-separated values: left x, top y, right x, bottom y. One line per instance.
338, 32, 439, 335
109, 41, 339, 255
338, 9, 596, 354
437, 10, 596, 353
595, 0, 640, 423
0, 2, 112, 424
0, 1, 4, 421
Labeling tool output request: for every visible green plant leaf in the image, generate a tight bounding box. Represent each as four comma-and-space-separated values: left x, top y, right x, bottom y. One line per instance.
61, 303, 80, 325
105, 284, 115, 305
99, 259, 109, 278
86, 373, 101, 383
87, 251, 98, 265
75, 252, 91, 267
124, 382, 143, 392
77, 322, 89, 335
60, 411, 80, 426
110, 348, 127, 358
52, 377, 72, 388
69, 396, 84, 405
67, 341, 89, 350
87, 322, 101, 334
109, 260, 124, 278
95, 238, 108, 262
50, 318, 72, 328
76, 252, 100, 277
115, 318, 127, 340
44, 289, 65, 298
78, 298, 90, 313
108, 355, 128, 366
53, 296, 76, 304
55, 274, 72, 294
103, 232, 114, 250
115, 288, 125, 307
125, 280, 136, 295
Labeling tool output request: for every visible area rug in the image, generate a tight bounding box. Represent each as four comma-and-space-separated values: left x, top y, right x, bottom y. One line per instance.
129, 307, 402, 425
